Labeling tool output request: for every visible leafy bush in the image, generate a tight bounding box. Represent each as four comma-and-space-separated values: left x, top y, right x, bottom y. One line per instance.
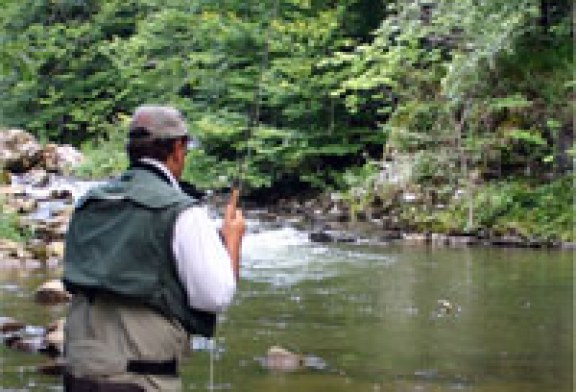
72, 119, 128, 179
336, 161, 381, 221
429, 175, 575, 241
0, 198, 23, 241
0, 0, 571, 206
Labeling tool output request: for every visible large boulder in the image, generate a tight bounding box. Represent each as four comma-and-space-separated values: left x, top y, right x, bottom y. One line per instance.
5, 335, 45, 353
309, 229, 357, 244
27, 239, 49, 261
309, 231, 334, 243
0, 238, 21, 254
41, 143, 84, 173
0, 129, 84, 174
27, 239, 64, 262
263, 346, 303, 372
20, 168, 50, 187
47, 241, 65, 259
0, 129, 42, 173
403, 232, 430, 245
0, 184, 25, 197
35, 280, 71, 305
11, 196, 38, 214
7, 244, 32, 260
43, 318, 65, 357
21, 215, 69, 241
0, 316, 25, 333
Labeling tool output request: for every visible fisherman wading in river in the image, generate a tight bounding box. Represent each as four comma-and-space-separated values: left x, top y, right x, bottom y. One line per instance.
62, 105, 245, 391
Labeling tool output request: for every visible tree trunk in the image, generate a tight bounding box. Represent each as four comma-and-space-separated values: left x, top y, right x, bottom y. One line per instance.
539, 0, 549, 29
555, 124, 574, 174
454, 102, 474, 230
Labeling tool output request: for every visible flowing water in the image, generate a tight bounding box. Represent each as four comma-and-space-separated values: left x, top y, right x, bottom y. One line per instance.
0, 222, 573, 391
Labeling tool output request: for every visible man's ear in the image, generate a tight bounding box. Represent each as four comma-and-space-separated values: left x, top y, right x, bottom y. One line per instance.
164, 140, 183, 176
170, 139, 184, 160
178, 139, 188, 159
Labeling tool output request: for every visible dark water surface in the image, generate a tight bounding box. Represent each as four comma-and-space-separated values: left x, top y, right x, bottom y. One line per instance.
1, 227, 573, 391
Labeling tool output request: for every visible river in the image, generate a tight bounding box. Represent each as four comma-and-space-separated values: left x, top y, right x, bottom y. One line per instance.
0, 222, 573, 391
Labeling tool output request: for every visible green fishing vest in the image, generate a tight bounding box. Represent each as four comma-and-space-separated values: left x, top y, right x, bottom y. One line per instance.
63, 167, 216, 337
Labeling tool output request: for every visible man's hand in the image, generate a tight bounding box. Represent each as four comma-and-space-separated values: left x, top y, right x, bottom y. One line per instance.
220, 188, 245, 280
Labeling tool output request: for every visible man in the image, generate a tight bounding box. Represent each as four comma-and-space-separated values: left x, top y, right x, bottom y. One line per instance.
62, 105, 244, 391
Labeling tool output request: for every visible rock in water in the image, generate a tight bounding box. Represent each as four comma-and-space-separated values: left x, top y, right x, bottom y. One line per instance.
41, 143, 84, 173
432, 299, 461, 318
13, 196, 38, 214
21, 168, 50, 187
8, 243, 32, 260
40, 143, 60, 173
24, 216, 69, 242
56, 144, 84, 170
0, 316, 25, 333
27, 239, 48, 261
35, 280, 71, 305
309, 231, 334, 243
42, 318, 65, 357
46, 241, 65, 259
5, 335, 45, 353
403, 232, 429, 245
50, 189, 73, 201
264, 346, 303, 372
0, 239, 21, 254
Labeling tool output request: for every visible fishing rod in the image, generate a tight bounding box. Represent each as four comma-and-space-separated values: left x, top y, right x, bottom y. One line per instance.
207, 3, 280, 390
233, 0, 279, 201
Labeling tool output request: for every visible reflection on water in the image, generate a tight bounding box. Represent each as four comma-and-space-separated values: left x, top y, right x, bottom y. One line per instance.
1, 225, 573, 391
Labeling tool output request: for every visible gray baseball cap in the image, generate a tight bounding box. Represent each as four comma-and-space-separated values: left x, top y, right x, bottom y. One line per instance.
128, 105, 189, 141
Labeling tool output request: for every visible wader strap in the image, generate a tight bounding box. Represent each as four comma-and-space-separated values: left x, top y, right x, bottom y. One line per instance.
127, 358, 178, 377
63, 372, 145, 392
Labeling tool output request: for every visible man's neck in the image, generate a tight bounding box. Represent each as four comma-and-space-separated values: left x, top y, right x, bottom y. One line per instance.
138, 158, 181, 190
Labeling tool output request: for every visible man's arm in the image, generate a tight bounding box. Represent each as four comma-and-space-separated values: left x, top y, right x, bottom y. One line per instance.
172, 205, 239, 313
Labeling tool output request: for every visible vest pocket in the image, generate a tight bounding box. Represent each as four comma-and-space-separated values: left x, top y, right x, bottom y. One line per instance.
66, 339, 127, 377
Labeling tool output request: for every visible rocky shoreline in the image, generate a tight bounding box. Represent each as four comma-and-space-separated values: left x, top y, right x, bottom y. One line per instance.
237, 195, 575, 250
1, 129, 84, 374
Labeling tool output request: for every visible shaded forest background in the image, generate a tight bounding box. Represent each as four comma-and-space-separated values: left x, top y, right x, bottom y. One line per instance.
0, 0, 573, 240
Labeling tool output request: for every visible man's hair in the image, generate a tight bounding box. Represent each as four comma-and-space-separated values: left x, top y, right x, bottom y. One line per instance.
126, 137, 186, 165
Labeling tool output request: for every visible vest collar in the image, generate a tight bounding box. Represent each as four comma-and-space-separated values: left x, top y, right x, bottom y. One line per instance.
131, 158, 182, 191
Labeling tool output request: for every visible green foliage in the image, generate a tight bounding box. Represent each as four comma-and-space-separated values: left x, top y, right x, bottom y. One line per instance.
72, 117, 128, 179
0, 198, 23, 241
411, 149, 457, 185
0, 0, 572, 243
328, 0, 572, 179
426, 175, 575, 241
1, 0, 388, 190
334, 161, 382, 221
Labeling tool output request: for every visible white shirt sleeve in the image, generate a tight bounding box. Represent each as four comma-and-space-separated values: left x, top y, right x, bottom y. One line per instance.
172, 206, 236, 313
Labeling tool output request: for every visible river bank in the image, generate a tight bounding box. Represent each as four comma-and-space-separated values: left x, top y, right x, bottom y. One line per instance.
221, 189, 575, 250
